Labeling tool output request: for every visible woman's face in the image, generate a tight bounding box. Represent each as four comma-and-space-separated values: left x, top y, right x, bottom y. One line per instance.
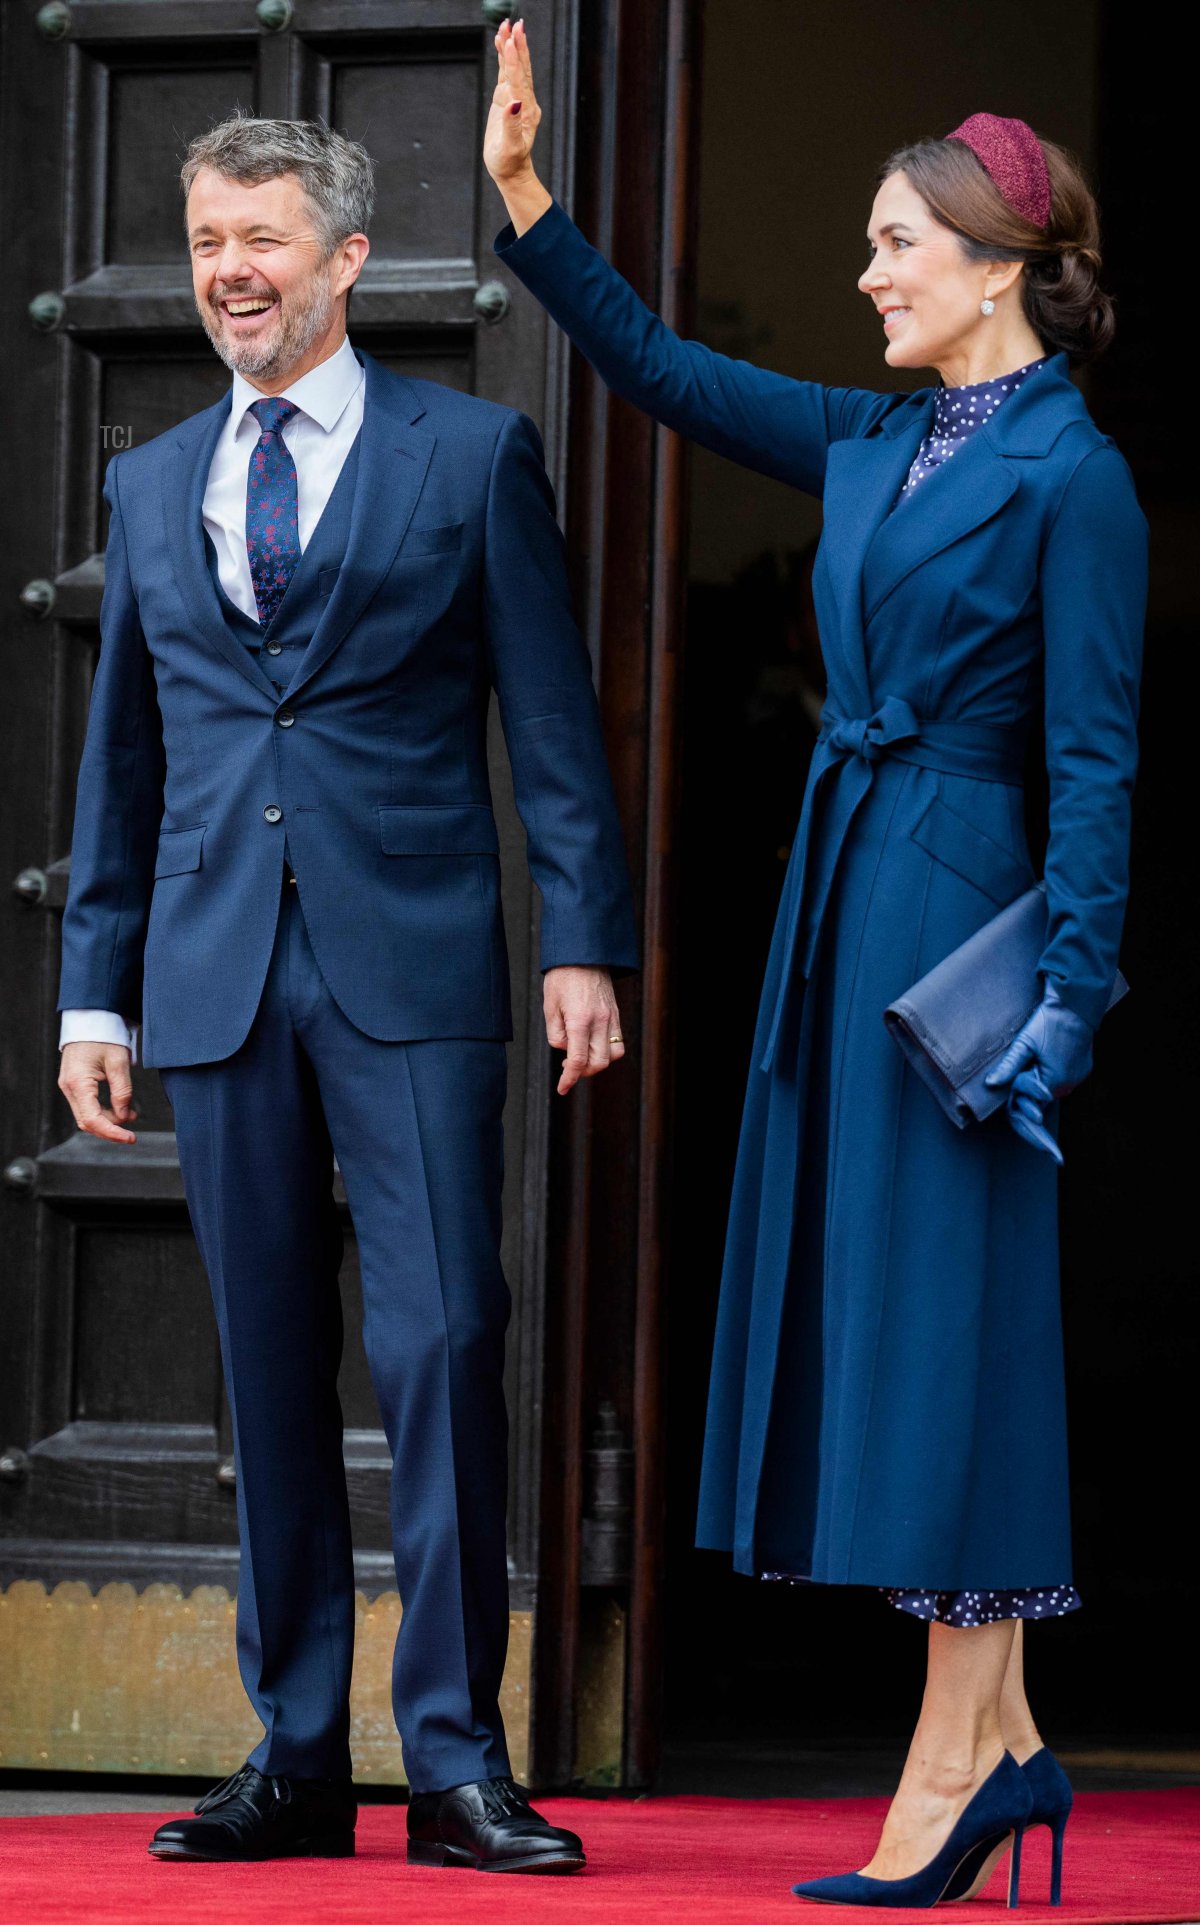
859, 170, 997, 373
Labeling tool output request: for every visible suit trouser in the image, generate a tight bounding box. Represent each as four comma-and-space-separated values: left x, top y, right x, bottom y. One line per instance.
159, 868, 512, 1793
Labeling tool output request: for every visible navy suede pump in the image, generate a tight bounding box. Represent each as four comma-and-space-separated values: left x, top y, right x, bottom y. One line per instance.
943, 1746, 1073, 1906
791, 1751, 1034, 1908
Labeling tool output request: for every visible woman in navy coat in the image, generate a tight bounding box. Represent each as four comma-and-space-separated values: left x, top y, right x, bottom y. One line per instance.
486, 22, 1146, 1906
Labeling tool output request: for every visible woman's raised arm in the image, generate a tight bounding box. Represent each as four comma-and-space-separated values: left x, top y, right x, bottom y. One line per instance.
484, 19, 899, 497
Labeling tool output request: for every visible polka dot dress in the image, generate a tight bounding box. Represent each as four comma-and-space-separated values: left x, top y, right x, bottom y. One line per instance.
762, 350, 1083, 1631
891, 355, 1050, 510
881, 1584, 1082, 1626
761, 1570, 1081, 1625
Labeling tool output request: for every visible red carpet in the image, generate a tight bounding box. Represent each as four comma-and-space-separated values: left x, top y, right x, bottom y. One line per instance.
1, 1791, 1197, 1924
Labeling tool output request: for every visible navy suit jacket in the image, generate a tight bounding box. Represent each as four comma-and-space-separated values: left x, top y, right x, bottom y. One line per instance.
57, 347, 639, 1067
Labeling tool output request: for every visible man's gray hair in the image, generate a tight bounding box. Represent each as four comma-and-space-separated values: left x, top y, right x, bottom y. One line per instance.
180, 113, 375, 254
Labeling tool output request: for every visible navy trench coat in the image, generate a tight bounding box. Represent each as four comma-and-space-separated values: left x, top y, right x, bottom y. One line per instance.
496, 202, 1147, 1590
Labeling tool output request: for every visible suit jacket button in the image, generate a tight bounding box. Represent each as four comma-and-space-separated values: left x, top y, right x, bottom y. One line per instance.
277, 709, 295, 727
266, 642, 283, 656
264, 805, 283, 824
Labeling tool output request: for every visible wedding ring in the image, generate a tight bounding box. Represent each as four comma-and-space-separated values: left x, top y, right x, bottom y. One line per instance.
610, 1034, 623, 1043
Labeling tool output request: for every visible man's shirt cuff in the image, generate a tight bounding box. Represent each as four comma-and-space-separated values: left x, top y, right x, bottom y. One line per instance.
59, 1008, 140, 1065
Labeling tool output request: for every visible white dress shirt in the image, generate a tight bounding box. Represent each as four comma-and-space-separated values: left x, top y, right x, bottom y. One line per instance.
59, 336, 365, 1063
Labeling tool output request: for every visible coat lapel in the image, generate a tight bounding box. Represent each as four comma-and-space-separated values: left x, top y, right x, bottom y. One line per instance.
162, 346, 435, 704
816, 351, 1086, 708
858, 349, 1085, 630
819, 396, 932, 709
860, 431, 1017, 628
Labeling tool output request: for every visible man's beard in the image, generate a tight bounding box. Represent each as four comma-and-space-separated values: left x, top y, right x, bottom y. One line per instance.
198, 267, 337, 381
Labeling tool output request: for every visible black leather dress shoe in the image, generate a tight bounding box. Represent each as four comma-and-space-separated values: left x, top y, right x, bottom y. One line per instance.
407, 1776, 585, 1873
148, 1761, 356, 1861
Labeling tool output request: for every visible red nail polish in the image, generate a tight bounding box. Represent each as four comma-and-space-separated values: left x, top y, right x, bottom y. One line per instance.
509, 101, 522, 115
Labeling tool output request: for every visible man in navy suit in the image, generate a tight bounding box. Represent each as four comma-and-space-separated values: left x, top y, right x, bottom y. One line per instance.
56, 114, 637, 1872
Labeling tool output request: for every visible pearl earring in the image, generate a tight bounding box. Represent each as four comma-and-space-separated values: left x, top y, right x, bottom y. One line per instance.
980, 298, 996, 315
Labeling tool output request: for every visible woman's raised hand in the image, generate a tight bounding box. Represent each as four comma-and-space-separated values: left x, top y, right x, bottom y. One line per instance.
483, 20, 553, 234
484, 18, 550, 224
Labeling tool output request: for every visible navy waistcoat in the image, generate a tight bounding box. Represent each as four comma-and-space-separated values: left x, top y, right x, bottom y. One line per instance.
202, 427, 362, 698
202, 432, 361, 877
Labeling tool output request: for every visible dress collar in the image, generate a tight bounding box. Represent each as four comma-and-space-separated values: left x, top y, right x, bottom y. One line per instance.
932, 355, 1049, 434
878, 349, 1093, 458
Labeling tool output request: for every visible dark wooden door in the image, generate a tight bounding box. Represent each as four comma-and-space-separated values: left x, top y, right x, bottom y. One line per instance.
0, 0, 583, 1785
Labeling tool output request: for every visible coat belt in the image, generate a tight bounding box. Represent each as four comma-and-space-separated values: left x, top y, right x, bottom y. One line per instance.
759, 694, 1027, 1072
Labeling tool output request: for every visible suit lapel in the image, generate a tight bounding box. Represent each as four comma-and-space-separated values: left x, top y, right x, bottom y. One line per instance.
283, 348, 434, 702
164, 395, 282, 703
163, 347, 435, 704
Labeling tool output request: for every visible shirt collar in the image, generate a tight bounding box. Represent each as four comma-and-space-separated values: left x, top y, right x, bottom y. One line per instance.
230, 334, 363, 437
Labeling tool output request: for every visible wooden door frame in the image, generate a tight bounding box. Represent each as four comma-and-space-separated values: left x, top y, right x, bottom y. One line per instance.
530, 0, 702, 1790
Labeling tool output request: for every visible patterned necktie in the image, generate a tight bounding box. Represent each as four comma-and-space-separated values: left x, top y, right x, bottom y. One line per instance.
245, 396, 301, 625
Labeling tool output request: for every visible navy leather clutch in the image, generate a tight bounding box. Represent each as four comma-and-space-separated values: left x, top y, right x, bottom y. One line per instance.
884, 881, 1130, 1129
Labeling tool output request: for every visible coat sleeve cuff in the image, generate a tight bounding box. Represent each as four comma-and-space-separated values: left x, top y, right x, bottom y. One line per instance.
493, 196, 573, 270
1036, 972, 1109, 1033
542, 958, 641, 980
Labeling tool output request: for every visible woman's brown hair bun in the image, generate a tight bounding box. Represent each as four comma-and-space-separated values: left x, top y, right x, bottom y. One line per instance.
877, 132, 1115, 365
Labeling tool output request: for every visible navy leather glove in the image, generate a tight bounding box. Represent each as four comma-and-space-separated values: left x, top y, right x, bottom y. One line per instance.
983, 982, 1095, 1166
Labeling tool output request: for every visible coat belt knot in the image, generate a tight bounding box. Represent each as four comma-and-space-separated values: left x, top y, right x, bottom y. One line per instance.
821, 694, 921, 763
759, 697, 1026, 1074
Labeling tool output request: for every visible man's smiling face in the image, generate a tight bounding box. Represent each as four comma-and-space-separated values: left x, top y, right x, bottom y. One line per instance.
186, 166, 364, 385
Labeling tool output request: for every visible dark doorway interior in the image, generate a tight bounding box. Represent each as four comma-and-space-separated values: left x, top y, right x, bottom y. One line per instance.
660, 0, 1195, 1792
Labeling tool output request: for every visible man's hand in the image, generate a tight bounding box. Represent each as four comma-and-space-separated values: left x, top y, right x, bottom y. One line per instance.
58, 1041, 139, 1144
543, 966, 626, 1095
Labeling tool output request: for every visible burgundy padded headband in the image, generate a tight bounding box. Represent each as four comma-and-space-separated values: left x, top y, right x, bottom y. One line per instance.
945, 112, 1052, 230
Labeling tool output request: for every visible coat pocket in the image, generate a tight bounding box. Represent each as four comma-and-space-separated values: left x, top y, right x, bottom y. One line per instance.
378, 803, 499, 856
153, 824, 206, 879
401, 521, 464, 558
910, 794, 1032, 907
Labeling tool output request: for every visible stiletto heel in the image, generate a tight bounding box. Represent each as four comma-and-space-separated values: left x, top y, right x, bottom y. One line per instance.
942, 1744, 1073, 1906
1048, 1810, 1067, 1906
791, 1752, 1034, 1908
1023, 1747, 1073, 1906
1007, 1823, 1024, 1908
